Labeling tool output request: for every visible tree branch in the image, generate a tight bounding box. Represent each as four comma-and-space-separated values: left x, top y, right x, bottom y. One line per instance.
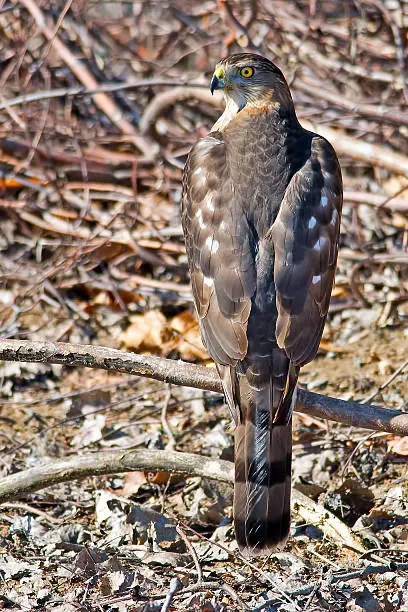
0, 448, 365, 552
0, 338, 407, 436
18, 0, 157, 159
0, 448, 233, 502
139, 87, 408, 176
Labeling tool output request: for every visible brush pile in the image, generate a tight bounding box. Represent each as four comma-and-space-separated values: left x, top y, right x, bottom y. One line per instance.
0, 2, 407, 610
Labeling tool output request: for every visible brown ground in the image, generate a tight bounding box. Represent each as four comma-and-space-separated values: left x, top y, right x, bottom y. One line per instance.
0, 1, 408, 610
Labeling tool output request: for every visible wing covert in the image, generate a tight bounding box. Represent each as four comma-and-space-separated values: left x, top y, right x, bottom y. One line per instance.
182, 133, 256, 366
270, 135, 343, 367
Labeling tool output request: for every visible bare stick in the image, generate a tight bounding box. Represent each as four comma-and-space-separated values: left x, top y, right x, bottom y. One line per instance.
139, 87, 223, 134
343, 190, 408, 212
295, 79, 408, 127
362, 358, 408, 404
160, 578, 183, 612
0, 448, 364, 551
140, 87, 408, 176
18, 0, 156, 159
302, 120, 408, 178
0, 448, 233, 502
0, 79, 197, 111
0, 338, 407, 435
176, 525, 203, 583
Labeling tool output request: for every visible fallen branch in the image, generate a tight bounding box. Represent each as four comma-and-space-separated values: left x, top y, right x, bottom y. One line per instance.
18, 0, 156, 159
0, 339, 407, 435
0, 448, 232, 502
330, 563, 408, 584
139, 86, 408, 176
344, 190, 408, 212
0, 447, 365, 552
0, 78, 196, 111
139, 87, 223, 134
295, 79, 408, 128
302, 120, 408, 178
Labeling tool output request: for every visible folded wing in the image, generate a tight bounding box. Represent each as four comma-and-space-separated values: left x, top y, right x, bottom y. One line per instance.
182, 133, 257, 370
271, 135, 343, 366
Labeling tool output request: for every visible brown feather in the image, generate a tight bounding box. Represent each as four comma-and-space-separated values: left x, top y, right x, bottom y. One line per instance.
182, 52, 343, 556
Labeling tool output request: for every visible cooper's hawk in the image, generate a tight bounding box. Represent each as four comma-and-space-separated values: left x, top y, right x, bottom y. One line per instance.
182, 53, 342, 557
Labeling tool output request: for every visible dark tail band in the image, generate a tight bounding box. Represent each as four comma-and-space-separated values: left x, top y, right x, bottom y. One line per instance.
233, 373, 295, 556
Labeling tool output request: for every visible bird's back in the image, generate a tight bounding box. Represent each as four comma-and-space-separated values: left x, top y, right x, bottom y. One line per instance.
182, 52, 342, 556
221, 107, 310, 239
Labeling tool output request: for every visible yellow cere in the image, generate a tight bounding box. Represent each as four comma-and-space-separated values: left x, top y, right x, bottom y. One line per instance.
215, 66, 224, 79
240, 66, 254, 78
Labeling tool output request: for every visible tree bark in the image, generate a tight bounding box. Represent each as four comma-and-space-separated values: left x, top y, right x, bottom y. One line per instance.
0, 338, 407, 435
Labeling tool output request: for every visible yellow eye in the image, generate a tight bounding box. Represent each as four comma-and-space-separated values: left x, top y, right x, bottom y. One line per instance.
240, 66, 254, 78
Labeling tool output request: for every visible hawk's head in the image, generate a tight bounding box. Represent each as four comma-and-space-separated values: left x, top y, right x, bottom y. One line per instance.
210, 53, 291, 110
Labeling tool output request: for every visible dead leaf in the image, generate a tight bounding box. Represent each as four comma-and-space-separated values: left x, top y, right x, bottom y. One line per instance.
95, 491, 185, 552
0, 556, 41, 579
318, 340, 349, 353
392, 213, 408, 229
114, 471, 147, 497
74, 548, 108, 578
388, 436, 408, 456
382, 175, 408, 196
166, 310, 208, 361
331, 286, 348, 298
377, 359, 394, 376
293, 413, 327, 430
119, 310, 166, 351
71, 413, 106, 448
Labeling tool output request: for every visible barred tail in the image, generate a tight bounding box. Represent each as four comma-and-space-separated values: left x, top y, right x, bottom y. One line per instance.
233, 374, 295, 557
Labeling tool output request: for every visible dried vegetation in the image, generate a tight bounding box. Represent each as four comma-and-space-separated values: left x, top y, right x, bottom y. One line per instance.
0, 1, 408, 610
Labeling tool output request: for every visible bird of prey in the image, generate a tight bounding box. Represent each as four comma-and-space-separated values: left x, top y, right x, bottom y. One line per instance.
182, 53, 342, 557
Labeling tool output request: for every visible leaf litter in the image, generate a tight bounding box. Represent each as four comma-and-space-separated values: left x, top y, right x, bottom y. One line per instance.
0, 1, 408, 610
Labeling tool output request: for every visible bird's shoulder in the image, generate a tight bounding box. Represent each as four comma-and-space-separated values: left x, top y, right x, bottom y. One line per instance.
182, 131, 228, 202
188, 131, 225, 162
305, 132, 343, 206
306, 131, 341, 171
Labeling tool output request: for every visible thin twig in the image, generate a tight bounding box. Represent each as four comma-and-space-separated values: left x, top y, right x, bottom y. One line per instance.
161, 385, 176, 450
160, 577, 183, 612
330, 563, 408, 583
362, 358, 408, 404
18, 0, 156, 158
0, 501, 63, 524
0, 78, 197, 111
139, 87, 222, 134
302, 120, 408, 177
138, 85, 408, 176
176, 525, 203, 583
344, 190, 408, 212
304, 579, 322, 610
295, 78, 408, 127
173, 581, 249, 610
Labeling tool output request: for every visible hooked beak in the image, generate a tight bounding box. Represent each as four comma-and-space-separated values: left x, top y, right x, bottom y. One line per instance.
210, 73, 225, 95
